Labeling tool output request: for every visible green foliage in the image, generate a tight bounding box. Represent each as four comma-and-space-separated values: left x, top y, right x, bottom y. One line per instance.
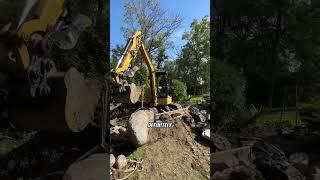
155, 47, 168, 68
176, 16, 210, 95
162, 60, 176, 78
300, 96, 320, 129
214, 0, 320, 106
212, 60, 246, 128
255, 110, 297, 129
110, 44, 125, 69
128, 65, 149, 85
187, 95, 206, 105
170, 79, 187, 102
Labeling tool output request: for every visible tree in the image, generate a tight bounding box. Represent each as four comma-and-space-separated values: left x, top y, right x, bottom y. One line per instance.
213, 0, 320, 107
121, 0, 182, 65
110, 44, 125, 68
175, 16, 210, 95
212, 60, 246, 129
162, 60, 176, 78
155, 47, 168, 68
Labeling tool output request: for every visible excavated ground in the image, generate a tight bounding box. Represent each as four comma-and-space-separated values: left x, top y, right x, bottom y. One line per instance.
110, 104, 210, 180
0, 127, 101, 180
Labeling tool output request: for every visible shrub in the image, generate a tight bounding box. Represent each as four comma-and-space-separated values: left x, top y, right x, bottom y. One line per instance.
170, 79, 188, 102
300, 96, 320, 130
211, 60, 246, 129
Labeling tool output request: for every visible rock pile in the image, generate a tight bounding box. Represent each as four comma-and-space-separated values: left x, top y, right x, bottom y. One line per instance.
212, 135, 306, 180
189, 105, 211, 140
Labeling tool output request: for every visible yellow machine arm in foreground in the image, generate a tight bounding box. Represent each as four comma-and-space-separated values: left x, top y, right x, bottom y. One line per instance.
0, 0, 99, 132
112, 31, 172, 106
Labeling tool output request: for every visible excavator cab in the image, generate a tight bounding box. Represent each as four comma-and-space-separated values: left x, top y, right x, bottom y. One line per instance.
155, 71, 172, 105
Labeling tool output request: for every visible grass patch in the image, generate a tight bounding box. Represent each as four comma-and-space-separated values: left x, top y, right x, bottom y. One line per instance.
0, 137, 16, 157
255, 110, 299, 129
127, 145, 146, 160
191, 168, 209, 180
126, 146, 147, 180
110, 103, 121, 111
186, 94, 208, 104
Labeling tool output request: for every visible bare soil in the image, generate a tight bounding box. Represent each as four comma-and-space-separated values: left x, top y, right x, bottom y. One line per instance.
111, 114, 210, 180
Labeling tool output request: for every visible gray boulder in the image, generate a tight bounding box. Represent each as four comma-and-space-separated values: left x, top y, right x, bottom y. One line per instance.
127, 110, 154, 146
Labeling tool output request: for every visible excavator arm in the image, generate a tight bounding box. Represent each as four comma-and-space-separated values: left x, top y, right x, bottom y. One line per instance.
0, 0, 100, 132
112, 31, 171, 106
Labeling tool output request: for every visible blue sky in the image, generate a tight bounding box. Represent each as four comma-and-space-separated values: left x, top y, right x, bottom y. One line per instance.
110, 0, 210, 59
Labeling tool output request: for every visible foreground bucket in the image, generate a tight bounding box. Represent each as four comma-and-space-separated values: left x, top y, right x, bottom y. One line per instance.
113, 83, 142, 104
8, 67, 101, 132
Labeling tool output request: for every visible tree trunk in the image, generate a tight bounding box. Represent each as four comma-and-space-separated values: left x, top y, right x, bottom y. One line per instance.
268, 8, 282, 108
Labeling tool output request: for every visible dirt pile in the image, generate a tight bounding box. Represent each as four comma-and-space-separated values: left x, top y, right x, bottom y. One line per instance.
110, 105, 210, 180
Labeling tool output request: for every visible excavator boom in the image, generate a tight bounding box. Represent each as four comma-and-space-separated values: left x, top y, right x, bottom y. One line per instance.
112, 31, 172, 106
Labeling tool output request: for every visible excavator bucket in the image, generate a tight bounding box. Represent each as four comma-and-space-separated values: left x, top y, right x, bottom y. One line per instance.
8, 68, 102, 132
113, 83, 142, 104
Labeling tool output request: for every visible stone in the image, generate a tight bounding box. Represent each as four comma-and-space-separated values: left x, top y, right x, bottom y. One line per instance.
289, 153, 309, 166
213, 165, 265, 180
289, 153, 309, 174
110, 154, 115, 167
212, 133, 232, 151
189, 105, 207, 122
127, 110, 154, 146
202, 129, 211, 141
196, 121, 208, 130
115, 154, 127, 169
252, 142, 305, 180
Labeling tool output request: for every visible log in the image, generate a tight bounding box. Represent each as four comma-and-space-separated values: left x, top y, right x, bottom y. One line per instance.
9, 67, 102, 132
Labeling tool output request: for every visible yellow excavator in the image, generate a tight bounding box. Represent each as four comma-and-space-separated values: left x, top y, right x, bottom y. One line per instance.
0, 0, 101, 132
112, 31, 173, 107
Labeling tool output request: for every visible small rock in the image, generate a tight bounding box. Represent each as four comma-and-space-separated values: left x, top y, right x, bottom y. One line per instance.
110, 126, 126, 134
207, 113, 210, 121
289, 153, 309, 166
313, 166, 320, 180
202, 129, 211, 141
110, 119, 119, 126
189, 105, 207, 122
212, 133, 232, 151
115, 155, 127, 169
200, 110, 207, 115
196, 121, 208, 130
289, 153, 309, 174
159, 114, 171, 121
182, 116, 194, 126
110, 154, 115, 167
